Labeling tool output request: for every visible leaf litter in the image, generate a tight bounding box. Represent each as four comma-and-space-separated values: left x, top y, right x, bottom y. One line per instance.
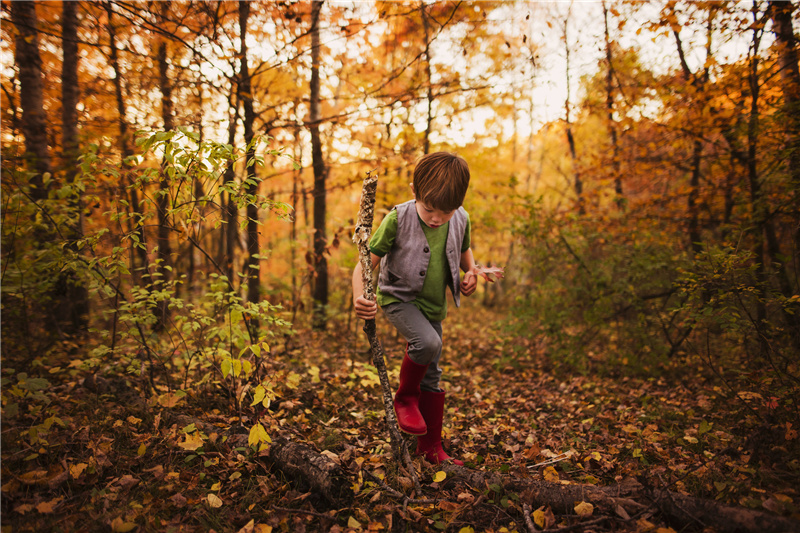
1, 301, 798, 532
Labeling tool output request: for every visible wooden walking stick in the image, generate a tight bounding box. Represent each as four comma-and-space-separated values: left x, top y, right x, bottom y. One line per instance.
352, 170, 422, 494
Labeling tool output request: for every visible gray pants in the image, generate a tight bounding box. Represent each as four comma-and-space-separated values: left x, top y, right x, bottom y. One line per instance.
383, 302, 443, 392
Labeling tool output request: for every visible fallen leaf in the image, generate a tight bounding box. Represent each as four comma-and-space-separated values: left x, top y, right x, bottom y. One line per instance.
170, 492, 187, 508
117, 475, 139, 490
574, 501, 594, 517
158, 390, 186, 408
543, 466, 559, 482
457, 492, 475, 504
70, 462, 88, 479
237, 519, 255, 533
433, 471, 446, 483
207, 493, 223, 508
14, 503, 34, 514
348, 516, 361, 529
36, 496, 63, 514
110, 516, 138, 532
532, 507, 546, 528
178, 432, 204, 451
19, 469, 48, 485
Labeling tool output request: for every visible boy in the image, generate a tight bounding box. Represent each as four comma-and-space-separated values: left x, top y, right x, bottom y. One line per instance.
352, 151, 483, 465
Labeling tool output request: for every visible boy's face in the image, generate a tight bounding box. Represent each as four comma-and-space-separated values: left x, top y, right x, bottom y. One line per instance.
414, 199, 455, 229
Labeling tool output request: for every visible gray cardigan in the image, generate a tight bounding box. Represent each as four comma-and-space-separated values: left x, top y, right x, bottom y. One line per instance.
378, 200, 468, 308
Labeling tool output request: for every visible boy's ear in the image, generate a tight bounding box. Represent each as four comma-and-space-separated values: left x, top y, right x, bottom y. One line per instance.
410, 183, 416, 198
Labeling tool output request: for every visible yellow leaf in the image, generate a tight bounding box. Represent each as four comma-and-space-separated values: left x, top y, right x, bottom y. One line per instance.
574, 501, 594, 517
14, 503, 34, 514
458, 528, 475, 533
20, 469, 48, 484
36, 497, 63, 514
543, 466, 559, 482
348, 516, 361, 529
207, 493, 223, 508
126, 416, 142, 426
110, 517, 137, 532
248, 423, 270, 447
254, 526, 272, 533
433, 471, 446, 483
178, 432, 204, 451
237, 519, 255, 533
532, 508, 546, 528
251, 385, 266, 407
70, 462, 88, 479
286, 372, 301, 389
137, 443, 147, 457
158, 390, 186, 408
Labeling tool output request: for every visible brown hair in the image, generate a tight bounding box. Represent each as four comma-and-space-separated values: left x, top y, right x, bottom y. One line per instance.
412, 152, 470, 212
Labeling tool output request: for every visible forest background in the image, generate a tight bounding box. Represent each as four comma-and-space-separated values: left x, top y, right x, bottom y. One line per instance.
2, 1, 800, 532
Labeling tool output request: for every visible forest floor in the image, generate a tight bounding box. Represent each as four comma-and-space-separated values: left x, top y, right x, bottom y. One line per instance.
2, 300, 799, 532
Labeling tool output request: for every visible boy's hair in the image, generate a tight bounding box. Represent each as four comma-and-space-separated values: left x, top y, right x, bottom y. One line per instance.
412, 152, 470, 212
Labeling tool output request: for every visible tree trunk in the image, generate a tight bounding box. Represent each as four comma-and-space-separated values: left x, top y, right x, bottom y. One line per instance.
12, 0, 51, 196
562, 7, 583, 214
221, 82, 239, 287
155, 6, 174, 331
602, 1, 623, 207
770, 0, 800, 264
58, 0, 90, 333
61, 2, 80, 175
239, 1, 260, 329
310, 0, 328, 331
106, 1, 149, 279
672, 25, 704, 256
291, 113, 304, 320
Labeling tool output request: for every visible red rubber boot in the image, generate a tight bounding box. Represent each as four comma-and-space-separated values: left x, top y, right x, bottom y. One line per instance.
393, 351, 428, 435
415, 389, 463, 465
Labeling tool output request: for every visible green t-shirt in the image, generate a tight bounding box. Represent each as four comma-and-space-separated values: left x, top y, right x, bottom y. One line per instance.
369, 208, 471, 321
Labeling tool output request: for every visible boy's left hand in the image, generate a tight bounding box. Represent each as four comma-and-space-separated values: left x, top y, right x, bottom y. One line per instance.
461, 270, 478, 296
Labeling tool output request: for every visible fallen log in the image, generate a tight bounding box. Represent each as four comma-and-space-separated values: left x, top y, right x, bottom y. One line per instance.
263, 439, 799, 533
267, 437, 351, 505
439, 463, 800, 533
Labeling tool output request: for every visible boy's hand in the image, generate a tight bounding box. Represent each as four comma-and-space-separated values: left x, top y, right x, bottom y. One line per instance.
354, 295, 378, 320
461, 270, 478, 296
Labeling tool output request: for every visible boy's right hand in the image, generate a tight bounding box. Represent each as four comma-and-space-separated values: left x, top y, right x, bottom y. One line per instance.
354, 296, 378, 320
